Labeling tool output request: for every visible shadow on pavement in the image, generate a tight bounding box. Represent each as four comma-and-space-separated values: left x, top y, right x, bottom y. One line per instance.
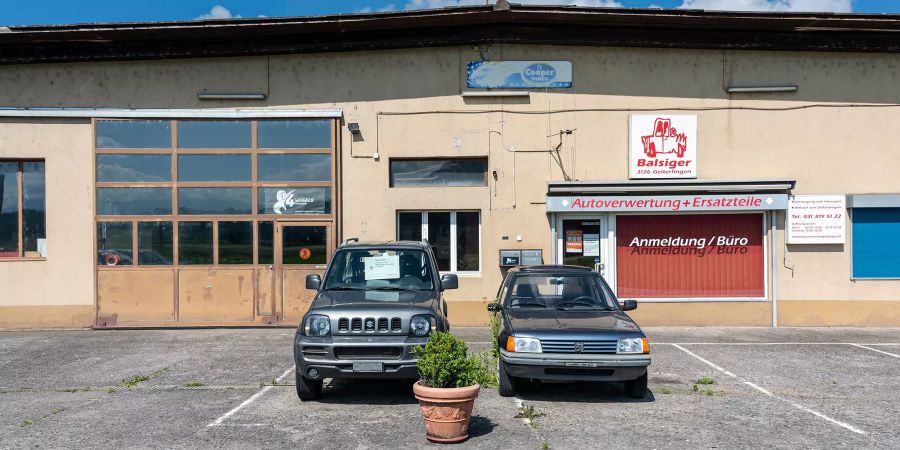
515, 381, 657, 404
468, 415, 497, 438
316, 378, 418, 405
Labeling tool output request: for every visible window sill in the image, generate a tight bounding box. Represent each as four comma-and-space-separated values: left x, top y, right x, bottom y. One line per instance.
0, 257, 47, 262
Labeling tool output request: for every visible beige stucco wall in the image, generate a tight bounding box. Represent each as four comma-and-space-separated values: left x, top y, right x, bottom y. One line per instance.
1, 43, 899, 327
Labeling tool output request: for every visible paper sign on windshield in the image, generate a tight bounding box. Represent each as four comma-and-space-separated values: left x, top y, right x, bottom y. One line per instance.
364, 254, 400, 280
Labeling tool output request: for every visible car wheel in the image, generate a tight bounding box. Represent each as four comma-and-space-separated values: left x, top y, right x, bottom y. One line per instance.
296, 372, 323, 401
624, 372, 648, 399
498, 360, 516, 397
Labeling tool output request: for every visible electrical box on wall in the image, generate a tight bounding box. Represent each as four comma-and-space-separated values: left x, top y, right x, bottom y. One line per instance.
521, 250, 543, 266
499, 250, 521, 267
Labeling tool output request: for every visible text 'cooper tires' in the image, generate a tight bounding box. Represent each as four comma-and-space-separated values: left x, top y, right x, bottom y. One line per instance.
498, 360, 516, 397
296, 372, 323, 401
624, 371, 648, 399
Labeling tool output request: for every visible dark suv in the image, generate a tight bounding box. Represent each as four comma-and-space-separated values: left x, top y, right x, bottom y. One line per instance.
293, 240, 457, 400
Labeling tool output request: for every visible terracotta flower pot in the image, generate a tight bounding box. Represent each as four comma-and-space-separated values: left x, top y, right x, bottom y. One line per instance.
413, 381, 481, 443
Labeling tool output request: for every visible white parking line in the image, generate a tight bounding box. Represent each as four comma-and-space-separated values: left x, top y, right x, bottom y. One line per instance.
207, 365, 295, 428
653, 342, 900, 345
671, 344, 866, 436
849, 344, 900, 358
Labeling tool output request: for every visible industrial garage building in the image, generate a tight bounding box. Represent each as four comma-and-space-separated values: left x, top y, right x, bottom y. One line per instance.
1, 2, 899, 328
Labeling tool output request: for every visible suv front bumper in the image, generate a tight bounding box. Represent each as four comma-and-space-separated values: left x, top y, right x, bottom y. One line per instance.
501, 349, 651, 382
295, 334, 428, 380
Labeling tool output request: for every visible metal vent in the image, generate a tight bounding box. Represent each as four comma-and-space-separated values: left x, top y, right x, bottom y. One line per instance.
378, 318, 388, 332
338, 318, 349, 332
351, 318, 362, 332
391, 318, 402, 331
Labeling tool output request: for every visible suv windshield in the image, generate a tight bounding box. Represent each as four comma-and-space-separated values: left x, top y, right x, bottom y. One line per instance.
505, 274, 617, 310
322, 248, 434, 291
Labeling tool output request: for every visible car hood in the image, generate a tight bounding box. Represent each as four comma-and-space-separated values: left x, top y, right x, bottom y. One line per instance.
506, 308, 643, 337
311, 289, 437, 309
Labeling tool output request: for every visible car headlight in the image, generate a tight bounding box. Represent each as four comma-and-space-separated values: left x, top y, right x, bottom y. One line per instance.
506, 336, 542, 353
617, 337, 649, 354
305, 315, 331, 337
410, 315, 436, 337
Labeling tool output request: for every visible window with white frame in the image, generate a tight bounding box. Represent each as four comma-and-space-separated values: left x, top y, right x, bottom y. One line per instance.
397, 211, 480, 273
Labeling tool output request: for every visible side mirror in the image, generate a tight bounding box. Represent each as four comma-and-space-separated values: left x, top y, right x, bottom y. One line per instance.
487, 303, 502, 312
305, 274, 321, 290
621, 300, 638, 311
440, 274, 458, 291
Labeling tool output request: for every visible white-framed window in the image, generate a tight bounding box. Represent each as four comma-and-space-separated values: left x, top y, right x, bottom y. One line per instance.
397, 211, 481, 274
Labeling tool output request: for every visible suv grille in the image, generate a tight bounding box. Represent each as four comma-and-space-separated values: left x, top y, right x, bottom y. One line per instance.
334, 346, 403, 360
337, 317, 403, 334
541, 339, 618, 354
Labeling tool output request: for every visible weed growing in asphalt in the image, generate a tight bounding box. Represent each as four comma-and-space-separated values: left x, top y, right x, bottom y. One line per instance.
106, 387, 117, 394
18, 419, 34, 428
121, 374, 151, 388
18, 406, 68, 428
696, 377, 716, 385
515, 403, 545, 429
0, 389, 7, 394
541, 440, 551, 450
692, 384, 699, 392
185, 382, 206, 388
655, 387, 673, 394
57, 387, 91, 393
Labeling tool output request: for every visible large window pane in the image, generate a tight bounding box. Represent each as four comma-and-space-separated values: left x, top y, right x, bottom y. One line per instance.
390, 159, 487, 187
177, 121, 251, 148
97, 222, 133, 266
96, 120, 172, 149
282, 226, 327, 265
97, 187, 172, 215
258, 221, 273, 265
138, 222, 173, 266
398, 212, 422, 242
97, 154, 171, 182
456, 211, 480, 272
219, 221, 253, 264
258, 187, 330, 215
0, 163, 18, 257
178, 221, 212, 265
178, 188, 251, 215
257, 154, 331, 182
178, 154, 251, 182
257, 120, 331, 148
428, 212, 451, 271
22, 162, 46, 255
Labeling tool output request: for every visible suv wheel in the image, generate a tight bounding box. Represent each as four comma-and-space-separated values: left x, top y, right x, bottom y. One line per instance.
498, 360, 516, 397
624, 372, 648, 399
296, 372, 323, 401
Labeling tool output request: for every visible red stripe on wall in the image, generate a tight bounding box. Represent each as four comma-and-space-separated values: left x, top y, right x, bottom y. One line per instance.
616, 214, 764, 298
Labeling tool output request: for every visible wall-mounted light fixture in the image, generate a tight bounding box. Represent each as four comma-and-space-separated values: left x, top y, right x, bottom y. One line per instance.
726, 85, 798, 93
347, 122, 361, 135
197, 92, 267, 100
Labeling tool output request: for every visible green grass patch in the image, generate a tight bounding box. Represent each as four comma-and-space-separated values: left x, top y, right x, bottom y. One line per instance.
696, 376, 716, 385
18, 419, 34, 428
121, 374, 151, 388
185, 382, 206, 388
515, 403, 545, 429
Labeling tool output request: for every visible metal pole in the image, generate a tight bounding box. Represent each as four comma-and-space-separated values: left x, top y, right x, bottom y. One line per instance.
771, 210, 778, 328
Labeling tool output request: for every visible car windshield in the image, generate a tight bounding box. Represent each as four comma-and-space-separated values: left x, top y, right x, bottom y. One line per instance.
322, 248, 434, 291
505, 274, 617, 310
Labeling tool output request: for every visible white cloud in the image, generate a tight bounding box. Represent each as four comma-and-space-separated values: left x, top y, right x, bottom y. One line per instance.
403, 0, 623, 10
358, 4, 398, 13
196, 5, 241, 20
677, 0, 851, 12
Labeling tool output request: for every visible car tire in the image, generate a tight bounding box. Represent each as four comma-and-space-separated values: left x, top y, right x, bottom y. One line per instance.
498, 360, 516, 397
624, 371, 648, 399
296, 372, 323, 401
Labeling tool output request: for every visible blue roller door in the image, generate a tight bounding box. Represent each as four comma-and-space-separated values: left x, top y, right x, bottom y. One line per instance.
852, 208, 900, 278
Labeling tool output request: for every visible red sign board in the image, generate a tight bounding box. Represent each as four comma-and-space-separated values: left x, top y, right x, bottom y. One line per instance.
616, 214, 764, 298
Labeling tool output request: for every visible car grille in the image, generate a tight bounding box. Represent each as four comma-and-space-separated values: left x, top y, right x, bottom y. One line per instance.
334, 346, 404, 360
337, 317, 403, 334
540, 339, 618, 354
301, 346, 328, 357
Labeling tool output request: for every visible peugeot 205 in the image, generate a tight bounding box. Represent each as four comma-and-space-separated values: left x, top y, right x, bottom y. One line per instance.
294, 240, 457, 400
489, 265, 651, 398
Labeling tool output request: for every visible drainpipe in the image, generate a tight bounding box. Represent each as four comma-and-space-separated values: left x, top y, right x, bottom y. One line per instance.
771, 210, 778, 328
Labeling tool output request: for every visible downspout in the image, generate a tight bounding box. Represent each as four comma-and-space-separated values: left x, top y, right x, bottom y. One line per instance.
771, 210, 778, 328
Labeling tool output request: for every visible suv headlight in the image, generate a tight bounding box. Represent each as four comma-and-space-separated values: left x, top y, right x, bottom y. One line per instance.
506, 336, 542, 353
305, 315, 331, 337
410, 315, 436, 337
617, 337, 649, 354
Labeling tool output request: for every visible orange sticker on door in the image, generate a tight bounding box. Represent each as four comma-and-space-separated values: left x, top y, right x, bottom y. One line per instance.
299, 248, 312, 260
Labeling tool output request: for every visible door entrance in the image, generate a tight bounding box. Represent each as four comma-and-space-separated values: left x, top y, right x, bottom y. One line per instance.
557, 216, 612, 281
274, 222, 332, 324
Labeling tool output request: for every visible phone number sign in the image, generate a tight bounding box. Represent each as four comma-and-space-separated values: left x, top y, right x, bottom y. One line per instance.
787, 195, 846, 244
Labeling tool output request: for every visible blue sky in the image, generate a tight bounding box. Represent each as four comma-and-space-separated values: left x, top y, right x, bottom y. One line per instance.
1, 1, 899, 26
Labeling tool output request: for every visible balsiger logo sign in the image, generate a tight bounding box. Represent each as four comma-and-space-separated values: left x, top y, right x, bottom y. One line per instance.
630, 114, 697, 179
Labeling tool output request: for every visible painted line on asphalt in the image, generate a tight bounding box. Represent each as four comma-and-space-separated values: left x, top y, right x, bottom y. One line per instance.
207, 365, 295, 428
849, 343, 900, 358
671, 344, 866, 436
653, 342, 899, 345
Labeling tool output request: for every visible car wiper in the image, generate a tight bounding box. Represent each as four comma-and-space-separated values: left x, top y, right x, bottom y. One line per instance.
555, 302, 614, 310
512, 302, 546, 308
370, 287, 417, 291
323, 287, 364, 291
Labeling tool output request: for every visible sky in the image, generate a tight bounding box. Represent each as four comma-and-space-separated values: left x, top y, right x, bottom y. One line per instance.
1, 0, 899, 26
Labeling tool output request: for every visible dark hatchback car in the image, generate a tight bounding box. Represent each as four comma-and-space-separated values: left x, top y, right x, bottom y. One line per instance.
294, 241, 456, 400
489, 265, 651, 398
